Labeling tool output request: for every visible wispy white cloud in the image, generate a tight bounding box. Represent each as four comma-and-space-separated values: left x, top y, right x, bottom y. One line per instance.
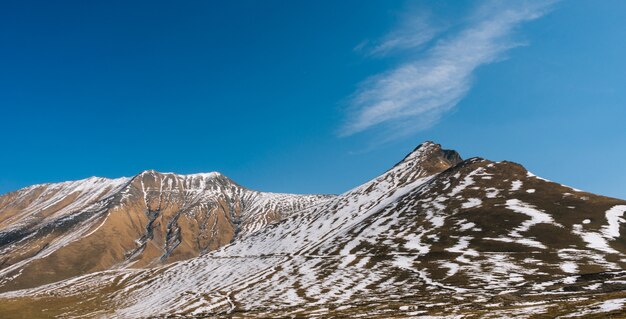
358, 12, 439, 57
341, 0, 557, 139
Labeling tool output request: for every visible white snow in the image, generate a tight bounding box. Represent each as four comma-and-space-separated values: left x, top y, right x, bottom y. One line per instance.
448, 167, 488, 196
506, 199, 556, 233
572, 224, 618, 254
510, 180, 523, 191
583, 283, 601, 290
404, 233, 430, 254
559, 262, 578, 274
441, 262, 460, 277
480, 200, 560, 250
526, 171, 549, 181
458, 221, 476, 232
598, 298, 626, 312
461, 198, 482, 209
484, 187, 500, 198
562, 298, 626, 317
602, 205, 626, 239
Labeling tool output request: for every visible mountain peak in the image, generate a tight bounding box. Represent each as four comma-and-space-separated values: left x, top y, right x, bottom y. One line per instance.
135, 169, 225, 181
129, 169, 236, 194
393, 141, 463, 176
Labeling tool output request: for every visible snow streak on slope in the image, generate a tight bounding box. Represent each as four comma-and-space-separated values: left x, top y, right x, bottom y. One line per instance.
0, 177, 130, 232
0, 177, 130, 282
0, 171, 330, 291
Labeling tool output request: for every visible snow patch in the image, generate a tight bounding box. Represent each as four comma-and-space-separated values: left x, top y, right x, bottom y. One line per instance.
602, 205, 626, 239
461, 198, 482, 209
560, 262, 578, 274
510, 180, 523, 191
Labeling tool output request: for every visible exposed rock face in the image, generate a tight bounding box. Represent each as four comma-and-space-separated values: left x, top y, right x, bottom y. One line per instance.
0, 141, 625, 318
0, 171, 330, 292
392, 141, 463, 174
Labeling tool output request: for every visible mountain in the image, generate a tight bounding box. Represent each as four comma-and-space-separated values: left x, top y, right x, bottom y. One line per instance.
0, 171, 330, 293
1, 141, 625, 318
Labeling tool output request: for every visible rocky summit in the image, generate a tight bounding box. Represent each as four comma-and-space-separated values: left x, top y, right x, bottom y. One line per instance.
0, 141, 625, 318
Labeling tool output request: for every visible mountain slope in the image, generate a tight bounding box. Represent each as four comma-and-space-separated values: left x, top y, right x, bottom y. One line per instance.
0, 171, 330, 292
0, 141, 625, 318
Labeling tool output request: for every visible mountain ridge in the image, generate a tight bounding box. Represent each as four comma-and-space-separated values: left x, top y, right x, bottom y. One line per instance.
1, 141, 625, 318
0, 166, 332, 293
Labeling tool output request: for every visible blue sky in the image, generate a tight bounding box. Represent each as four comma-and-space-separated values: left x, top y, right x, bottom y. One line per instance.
1, 0, 625, 199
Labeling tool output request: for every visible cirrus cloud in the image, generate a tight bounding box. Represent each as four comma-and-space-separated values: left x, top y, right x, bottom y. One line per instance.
340, 0, 558, 140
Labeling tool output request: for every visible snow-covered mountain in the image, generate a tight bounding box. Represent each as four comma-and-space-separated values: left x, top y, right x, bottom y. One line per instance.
1, 141, 625, 318
0, 170, 330, 292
